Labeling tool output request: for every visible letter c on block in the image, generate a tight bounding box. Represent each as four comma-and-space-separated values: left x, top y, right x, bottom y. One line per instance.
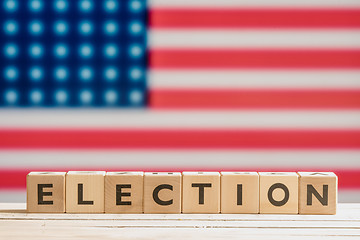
153, 184, 173, 206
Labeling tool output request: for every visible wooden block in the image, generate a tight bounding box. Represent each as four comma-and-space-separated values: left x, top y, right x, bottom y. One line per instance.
143, 172, 181, 213
221, 172, 259, 214
26, 172, 66, 213
105, 172, 144, 213
259, 172, 298, 214
182, 172, 220, 213
66, 171, 105, 213
298, 172, 337, 215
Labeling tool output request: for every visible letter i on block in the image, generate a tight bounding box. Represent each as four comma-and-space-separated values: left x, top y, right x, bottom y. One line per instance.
259, 172, 299, 214
66, 171, 105, 213
144, 172, 182, 213
298, 172, 337, 215
105, 172, 144, 213
221, 172, 259, 213
27, 172, 66, 213
182, 172, 220, 213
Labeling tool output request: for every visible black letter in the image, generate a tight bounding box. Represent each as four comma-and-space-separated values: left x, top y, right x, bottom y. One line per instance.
153, 184, 173, 206
307, 184, 328, 206
191, 183, 212, 204
38, 184, 53, 205
268, 183, 289, 207
116, 184, 132, 205
78, 183, 94, 205
237, 184, 242, 205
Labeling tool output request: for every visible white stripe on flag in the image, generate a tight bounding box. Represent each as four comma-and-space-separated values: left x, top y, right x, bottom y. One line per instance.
149, 30, 360, 49
0, 190, 26, 203
149, 70, 360, 89
0, 110, 360, 129
1, 150, 359, 168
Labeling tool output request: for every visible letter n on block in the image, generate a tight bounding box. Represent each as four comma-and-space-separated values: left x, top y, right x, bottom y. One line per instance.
259, 172, 298, 214
144, 172, 182, 213
298, 172, 337, 215
66, 171, 105, 213
27, 172, 66, 213
105, 172, 144, 213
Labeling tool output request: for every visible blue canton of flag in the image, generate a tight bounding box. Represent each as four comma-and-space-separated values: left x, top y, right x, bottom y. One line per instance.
0, 0, 147, 107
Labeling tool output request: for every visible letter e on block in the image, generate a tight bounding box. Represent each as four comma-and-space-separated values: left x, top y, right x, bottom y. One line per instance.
27, 172, 66, 213
221, 172, 259, 213
105, 172, 144, 213
259, 172, 298, 214
66, 171, 105, 213
298, 172, 337, 215
182, 172, 220, 213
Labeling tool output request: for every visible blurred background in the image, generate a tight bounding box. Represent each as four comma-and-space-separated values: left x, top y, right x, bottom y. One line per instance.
0, 0, 360, 203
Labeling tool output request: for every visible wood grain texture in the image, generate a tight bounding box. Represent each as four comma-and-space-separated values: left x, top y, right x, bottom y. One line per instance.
0, 203, 359, 240
259, 172, 299, 214
182, 172, 220, 213
298, 172, 338, 215
144, 172, 182, 213
26, 172, 66, 213
221, 172, 259, 213
105, 172, 144, 213
66, 171, 105, 213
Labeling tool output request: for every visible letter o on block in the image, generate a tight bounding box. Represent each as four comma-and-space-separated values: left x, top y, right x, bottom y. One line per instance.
259, 172, 299, 214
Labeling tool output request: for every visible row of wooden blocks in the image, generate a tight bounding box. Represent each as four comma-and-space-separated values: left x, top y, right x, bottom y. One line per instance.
27, 171, 337, 214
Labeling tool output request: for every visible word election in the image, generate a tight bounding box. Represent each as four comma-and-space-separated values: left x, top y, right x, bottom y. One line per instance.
26, 171, 337, 214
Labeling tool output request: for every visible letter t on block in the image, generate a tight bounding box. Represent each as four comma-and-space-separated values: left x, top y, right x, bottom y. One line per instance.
27, 172, 66, 213
298, 172, 337, 215
66, 171, 105, 213
182, 172, 220, 213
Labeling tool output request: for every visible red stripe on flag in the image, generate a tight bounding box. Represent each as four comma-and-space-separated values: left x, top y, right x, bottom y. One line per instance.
150, 90, 360, 109
149, 49, 360, 69
0, 129, 360, 149
1, 169, 358, 189
150, 9, 360, 28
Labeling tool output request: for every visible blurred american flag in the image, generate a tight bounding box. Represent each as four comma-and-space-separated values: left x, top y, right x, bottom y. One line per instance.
1, 0, 360, 202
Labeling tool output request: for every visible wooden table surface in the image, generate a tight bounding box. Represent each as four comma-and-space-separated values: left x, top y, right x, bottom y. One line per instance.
0, 203, 359, 239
